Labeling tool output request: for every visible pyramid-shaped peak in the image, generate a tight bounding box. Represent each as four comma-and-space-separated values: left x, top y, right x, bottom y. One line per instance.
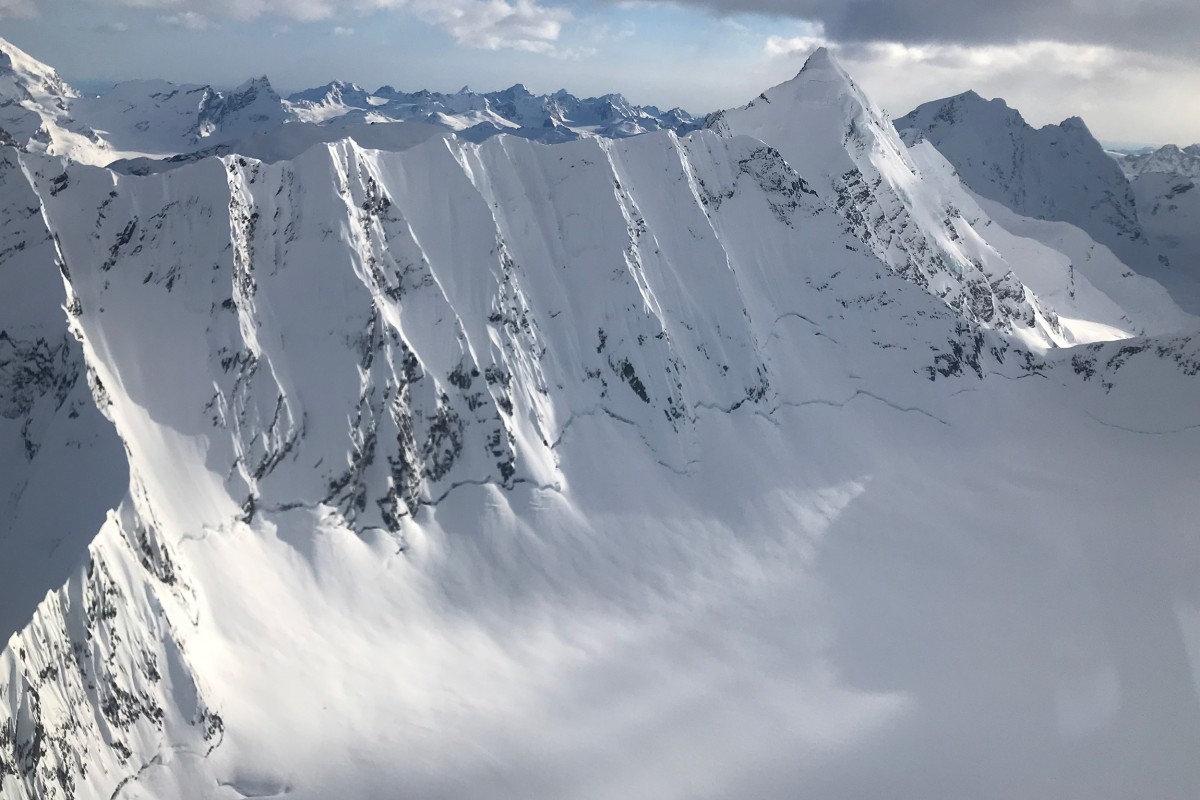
1056, 115, 1093, 135
789, 46, 859, 88
771, 45, 870, 105
798, 46, 841, 74
0, 36, 75, 93
709, 40, 906, 185
234, 75, 276, 93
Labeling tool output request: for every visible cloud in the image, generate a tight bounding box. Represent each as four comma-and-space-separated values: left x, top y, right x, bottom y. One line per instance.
762, 20, 827, 57
604, 0, 1200, 63
332, 25, 354, 35
158, 10, 214, 30
402, 0, 570, 53
812, 38, 1200, 145
0, 0, 35, 18
80, 0, 570, 53
97, 20, 130, 32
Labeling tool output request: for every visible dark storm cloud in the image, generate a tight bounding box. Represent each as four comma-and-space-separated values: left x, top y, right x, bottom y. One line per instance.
607, 0, 1200, 60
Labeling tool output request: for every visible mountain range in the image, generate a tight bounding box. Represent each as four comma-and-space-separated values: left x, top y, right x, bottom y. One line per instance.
2, 36, 1199, 800
0, 41, 697, 169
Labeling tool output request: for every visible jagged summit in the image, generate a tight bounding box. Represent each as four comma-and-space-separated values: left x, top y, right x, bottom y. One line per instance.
795, 45, 839, 75
283, 79, 698, 141
0, 36, 74, 94
896, 92, 1148, 270
911, 90, 1024, 129
1118, 142, 1200, 180
0, 34, 699, 163
1060, 115, 1090, 132
708, 48, 1148, 345
771, 46, 867, 106
0, 36, 107, 162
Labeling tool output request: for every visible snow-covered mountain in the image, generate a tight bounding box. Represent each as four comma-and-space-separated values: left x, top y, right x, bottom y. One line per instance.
285, 81, 699, 142
1116, 143, 1200, 181
1109, 144, 1200, 312
70, 77, 287, 158
708, 49, 1186, 342
0, 39, 109, 164
895, 91, 1147, 271
2, 45, 1200, 800
0, 36, 698, 170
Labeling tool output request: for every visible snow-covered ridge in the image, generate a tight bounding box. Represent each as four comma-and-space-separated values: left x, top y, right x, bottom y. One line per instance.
0, 39, 108, 164
1116, 143, 1200, 181
285, 81, 699, 143
708, 49, 1189, 343
0, 36, 698, 168
895, 90, 1147, 271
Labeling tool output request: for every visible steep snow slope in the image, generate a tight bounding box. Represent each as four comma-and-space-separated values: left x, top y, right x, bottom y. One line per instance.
706, 49, 1187, 344
3, 125, 1200, 800
0, 150, 126, 643
899, 140, 1192, 338
895, 92, 1147, 270
0, 39, 108, 164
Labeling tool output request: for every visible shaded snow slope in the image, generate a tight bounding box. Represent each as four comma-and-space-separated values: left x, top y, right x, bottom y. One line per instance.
895, 91, 1147, 271
0, 150, 126, 642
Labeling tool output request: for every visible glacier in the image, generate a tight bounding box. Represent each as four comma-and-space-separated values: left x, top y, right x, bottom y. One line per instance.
1, 41, 1200, 800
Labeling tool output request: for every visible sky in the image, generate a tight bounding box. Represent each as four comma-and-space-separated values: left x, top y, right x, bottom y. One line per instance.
2, 0, 1199, 145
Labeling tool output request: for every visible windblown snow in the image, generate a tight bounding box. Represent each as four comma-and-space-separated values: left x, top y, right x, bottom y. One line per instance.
2, 40, 1200, 800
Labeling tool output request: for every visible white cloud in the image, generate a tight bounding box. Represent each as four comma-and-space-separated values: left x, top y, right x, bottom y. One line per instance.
83, 0, 570, 53
159, 10, 214, 30
763, 34, 827, 58
332, 25, 354, 35
762, 21, 828, 58
0, 0, 35, 18
98, 20, 130, 32
399, 0, 570, 53
829, 40, 1200, 144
